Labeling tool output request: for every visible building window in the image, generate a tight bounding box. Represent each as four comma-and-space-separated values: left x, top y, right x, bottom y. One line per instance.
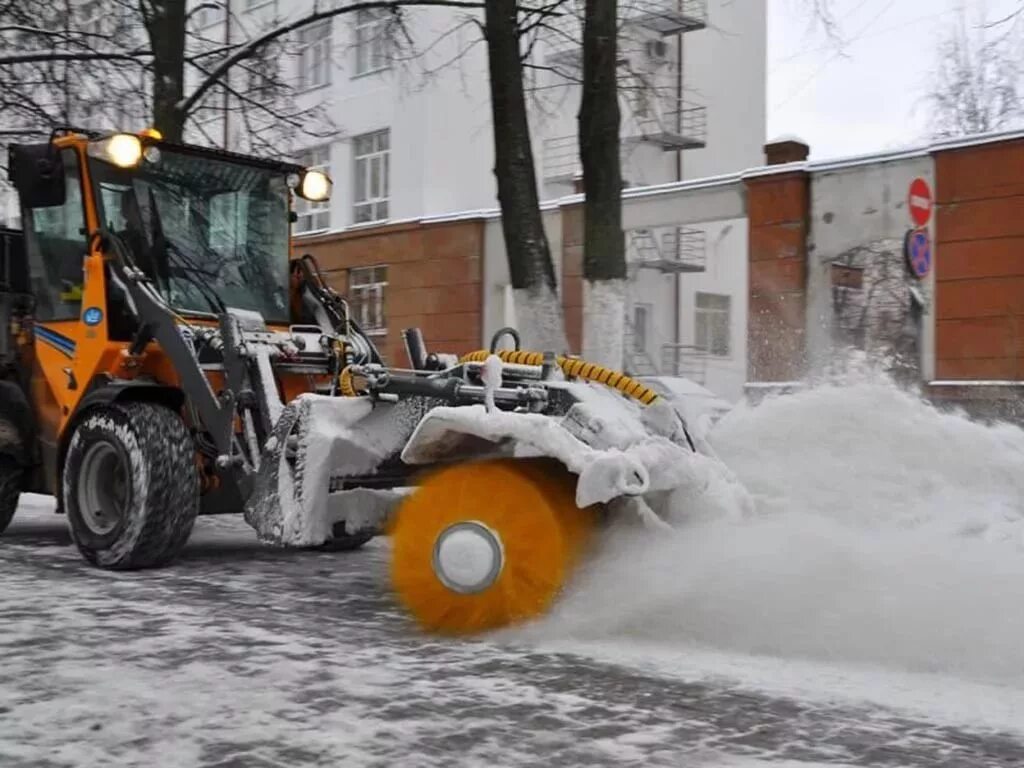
349, 266, 387, 333
353, 129, 390, 224
633, 304, 649, 353
295, 146, 331, 233
695, 292, 731, 357
79, 0, 117, 37
298, 20, 332, 90
246, 50, 278, 99
354, 9, 390, 75
194, 1, 225, 28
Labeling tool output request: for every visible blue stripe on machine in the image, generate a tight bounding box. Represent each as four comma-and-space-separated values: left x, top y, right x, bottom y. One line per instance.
35, 326, 76, 357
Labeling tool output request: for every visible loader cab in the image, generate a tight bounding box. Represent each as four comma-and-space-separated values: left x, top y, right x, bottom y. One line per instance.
9, 131, 333, 334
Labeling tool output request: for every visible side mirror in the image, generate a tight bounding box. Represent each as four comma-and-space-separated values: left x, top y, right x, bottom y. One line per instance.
8, 143, 66, 209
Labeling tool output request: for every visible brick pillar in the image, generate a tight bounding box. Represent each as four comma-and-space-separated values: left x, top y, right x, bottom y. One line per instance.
746, 170, 811, 382
561, 203, 584, 353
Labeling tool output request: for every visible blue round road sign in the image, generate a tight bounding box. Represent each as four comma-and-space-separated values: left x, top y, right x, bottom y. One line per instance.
905, 229, 931, 280
83, 307, 103, 326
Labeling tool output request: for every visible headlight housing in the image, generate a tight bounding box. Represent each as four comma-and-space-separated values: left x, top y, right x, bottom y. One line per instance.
296, 169, 332, 202
88, 133, 143, 168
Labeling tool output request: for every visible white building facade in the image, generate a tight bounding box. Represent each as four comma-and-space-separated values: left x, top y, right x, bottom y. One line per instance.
193, 0, 766, 399
190, 0, 766, 224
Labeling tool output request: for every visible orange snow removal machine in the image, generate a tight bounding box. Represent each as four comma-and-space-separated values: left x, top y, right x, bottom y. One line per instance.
0, 127, 701, 634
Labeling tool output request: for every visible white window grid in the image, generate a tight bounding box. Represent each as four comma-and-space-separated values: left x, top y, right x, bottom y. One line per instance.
349, 265, 388, 334
295, 146, 331, 234
694, 292, 731, 357
354, 9, 390, 76
297, 19, 332, 90
353, 129, 390, 225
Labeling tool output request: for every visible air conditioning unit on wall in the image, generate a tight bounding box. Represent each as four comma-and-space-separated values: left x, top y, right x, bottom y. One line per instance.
646, 40, 669, 60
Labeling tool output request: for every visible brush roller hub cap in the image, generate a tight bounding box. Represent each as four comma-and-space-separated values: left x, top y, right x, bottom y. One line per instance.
432, 521, 505, 594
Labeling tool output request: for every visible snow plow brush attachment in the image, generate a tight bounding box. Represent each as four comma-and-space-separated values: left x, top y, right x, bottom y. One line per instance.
390, 458, 600, 635
237, 327, 717, 637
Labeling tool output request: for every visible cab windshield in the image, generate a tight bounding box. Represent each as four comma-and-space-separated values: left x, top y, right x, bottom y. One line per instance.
90, 146, 291, 324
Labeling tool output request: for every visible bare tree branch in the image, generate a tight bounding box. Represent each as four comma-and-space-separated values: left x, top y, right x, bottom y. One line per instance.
0, 50, 150, 65
179, 1, 492, 116
926, 5, 1023, 139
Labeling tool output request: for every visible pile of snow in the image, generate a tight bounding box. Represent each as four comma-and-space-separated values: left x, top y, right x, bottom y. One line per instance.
523, 370, 1024, 691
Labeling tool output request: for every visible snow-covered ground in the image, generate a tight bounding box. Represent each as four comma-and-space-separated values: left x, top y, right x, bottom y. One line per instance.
3, 373, 1024, 766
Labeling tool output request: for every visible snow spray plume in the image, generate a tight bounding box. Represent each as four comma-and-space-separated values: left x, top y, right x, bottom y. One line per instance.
526, 365, 1024, 686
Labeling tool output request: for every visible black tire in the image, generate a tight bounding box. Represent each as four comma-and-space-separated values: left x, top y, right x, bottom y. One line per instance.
63, 402, 199, 570
0, 455, 21, 536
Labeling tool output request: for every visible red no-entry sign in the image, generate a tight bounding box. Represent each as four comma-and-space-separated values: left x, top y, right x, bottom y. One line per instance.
908, 177, 933, 227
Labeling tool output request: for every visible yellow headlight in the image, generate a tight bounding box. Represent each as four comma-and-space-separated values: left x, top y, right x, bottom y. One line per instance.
299, 169, 332, 202
90, 134, 143, 168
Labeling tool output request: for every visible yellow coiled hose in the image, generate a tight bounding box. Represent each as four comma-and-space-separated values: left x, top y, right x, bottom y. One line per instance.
337, 349, 660, 406
338, 365, 359, 397
459, 349, 660, 406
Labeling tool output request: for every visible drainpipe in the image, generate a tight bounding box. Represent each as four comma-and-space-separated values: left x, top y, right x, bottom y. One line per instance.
672, 19, 683, 373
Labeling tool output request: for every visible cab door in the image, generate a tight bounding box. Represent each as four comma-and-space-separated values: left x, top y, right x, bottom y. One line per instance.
16, 146, 90, 489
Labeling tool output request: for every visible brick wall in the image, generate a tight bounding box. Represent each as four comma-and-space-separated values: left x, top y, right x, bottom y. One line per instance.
295, 218, 485, 364
745, 170, 810, 381
934, 137, 1024, 380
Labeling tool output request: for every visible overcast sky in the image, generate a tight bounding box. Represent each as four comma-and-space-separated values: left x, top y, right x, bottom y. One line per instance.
768, 0, 1022, 160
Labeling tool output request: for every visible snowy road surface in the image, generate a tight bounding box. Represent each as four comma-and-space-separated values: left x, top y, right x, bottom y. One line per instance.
4, 377, 1024, 767
2, 499, 1023, 768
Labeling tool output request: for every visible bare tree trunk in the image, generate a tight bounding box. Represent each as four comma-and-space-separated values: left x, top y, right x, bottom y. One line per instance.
579, 0, 626, 369
141, 0, 187, 141
483, 0, 567, 354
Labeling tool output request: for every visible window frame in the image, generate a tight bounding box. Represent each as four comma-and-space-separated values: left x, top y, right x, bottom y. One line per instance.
297, 19, 333, 92
348, 265, 388, 335
21, 147, 90, 323
353, 8, 391, 77
79, 0, 116, 38
194, 2, 226, 29
352, 129, 390, 225
632, 303, 650, 353
694, 291, 731, 358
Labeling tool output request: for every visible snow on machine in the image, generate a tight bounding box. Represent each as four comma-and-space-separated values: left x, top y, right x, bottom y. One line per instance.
0, 128, 714, 634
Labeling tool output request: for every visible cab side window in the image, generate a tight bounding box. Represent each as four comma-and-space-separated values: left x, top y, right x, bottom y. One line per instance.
22, 149, 87, 322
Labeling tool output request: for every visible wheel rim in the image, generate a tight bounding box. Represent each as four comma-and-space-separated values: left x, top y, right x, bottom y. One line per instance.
76, 442, 129, 536
432, 521, 505, 594
390, 458, 599, 635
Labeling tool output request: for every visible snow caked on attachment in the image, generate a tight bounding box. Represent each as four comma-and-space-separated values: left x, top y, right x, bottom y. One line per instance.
242, 334, 742, 636
383, 347, 717, 636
